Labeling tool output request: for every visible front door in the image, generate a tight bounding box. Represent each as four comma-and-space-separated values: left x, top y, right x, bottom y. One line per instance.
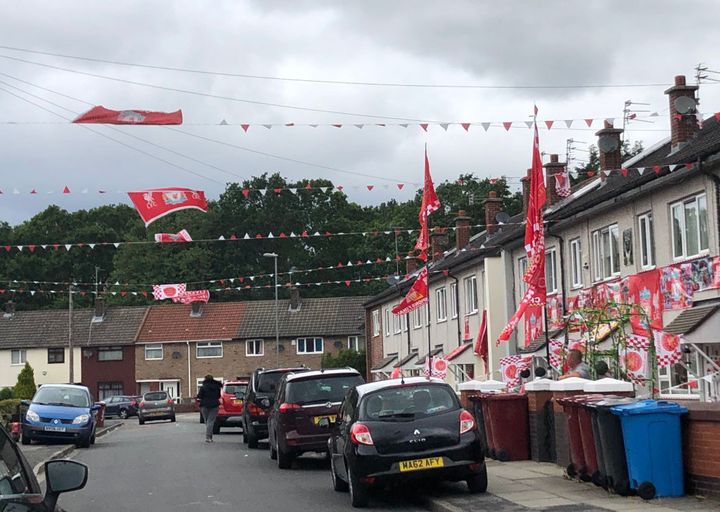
160, 381, 180, 400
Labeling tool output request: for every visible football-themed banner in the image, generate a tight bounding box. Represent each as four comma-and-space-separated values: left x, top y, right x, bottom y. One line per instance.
546, 294, 563, 330
653, 329, 682, 368
154, 229, 192, 243
423, 357, 449, 380
622, 335, 650, 385
414, 148, 441, 261
392, 267, 429, 315
152, 283, 186, 301
681, 257, 714, 292
499, 355, 532, 387
548, 338, 565, 369
627, 268, 663, 336
72, 106, 183, 125
661, 265, 693, 310
524, 302, 544, 347
128, 188, 208, 226
173, 289, 210, 304
474, 310, 489, 369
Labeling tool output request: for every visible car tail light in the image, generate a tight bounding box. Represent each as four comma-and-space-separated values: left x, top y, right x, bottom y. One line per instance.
248, 403, 266, 416
167, 399, 174, 406
350, 423, 374, 446
460, 409, 475, 434
140, 401, 145, 408
279, 403, 302, 413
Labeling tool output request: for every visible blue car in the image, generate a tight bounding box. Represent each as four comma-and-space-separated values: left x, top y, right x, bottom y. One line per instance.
21, 384, 100, 448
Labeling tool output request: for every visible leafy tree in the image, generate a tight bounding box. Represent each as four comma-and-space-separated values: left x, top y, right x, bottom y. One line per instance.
321, 349, 367, 376
14, 363, 36, 399
0, 387, 13, 400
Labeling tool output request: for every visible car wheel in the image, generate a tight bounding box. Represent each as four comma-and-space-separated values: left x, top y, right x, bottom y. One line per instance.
90, 431, 96, 445
21, 434, 31, 445
119, 409, 128, 420
348, 466, 369, 508
466, 464, 488, 494
77, 435, 91, 449
270, 434, 278, 460
277, 446, 293, 470
331, 455, 349, 492
246, 424, 258, 449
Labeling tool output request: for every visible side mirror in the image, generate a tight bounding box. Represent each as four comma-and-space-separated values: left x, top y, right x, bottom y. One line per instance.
44, 460, 88, 510
20, 399, 30, 407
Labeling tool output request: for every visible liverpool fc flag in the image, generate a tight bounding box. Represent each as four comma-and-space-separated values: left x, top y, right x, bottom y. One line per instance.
392, 267, 429, 316
414, 148, 441, 261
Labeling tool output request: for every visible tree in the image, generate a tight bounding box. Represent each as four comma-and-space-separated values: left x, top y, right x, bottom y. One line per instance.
14, 363, 36, 399
0, 387, 13, 400
321, 349, 367, 376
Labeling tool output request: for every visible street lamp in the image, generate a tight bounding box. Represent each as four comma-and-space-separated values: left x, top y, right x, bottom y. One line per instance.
263, 253, 280, 367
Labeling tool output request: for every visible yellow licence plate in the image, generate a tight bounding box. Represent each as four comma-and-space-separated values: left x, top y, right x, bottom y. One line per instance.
233, 400, 243, 405
312, 415, 336, 425
399, 457, 444, 472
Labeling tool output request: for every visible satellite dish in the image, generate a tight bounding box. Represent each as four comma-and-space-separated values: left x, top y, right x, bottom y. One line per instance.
674, 96, 697, 115
495, 212, 511, 224
598, 135, 619, 153
386, 275, 401, 286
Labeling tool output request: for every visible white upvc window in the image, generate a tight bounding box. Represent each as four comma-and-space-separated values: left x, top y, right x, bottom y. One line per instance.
297, 337, 323, 354
545, 249, 558, 294
436, 287, 447, 322
196, 342, 223, 358
518, 256, 528, 294
384, 309, 391, 337
11, 349, 26, 366
450, 282, 458, 318
393, 308, 402, 334
592, 224, 620, 281
671, 193, 709, 260
144, 344, 163, 360
401, 313, 408, 332
372, 310, 380, 337
348, 336, 361, 351
638, 213, 656, 269
246, 339, 264, 356
425, 302, 431, 326
413, 308, 422, 329
570, 238, 583, 289
464, 276, 478, 314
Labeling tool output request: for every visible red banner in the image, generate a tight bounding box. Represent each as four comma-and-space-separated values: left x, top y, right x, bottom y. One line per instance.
628, 269, 663, 336
154, 229, 192, 243
414, 148, 441, 260
524, 302, 543, 347
392, 267, 428, 315
128, 188, 208, 226
546, 294, 563, 330
152, 283, 186, 301
474, 310, 488, 371
73, 106, 183, 125
173, 289, 210, 304
661, 265, 693, 310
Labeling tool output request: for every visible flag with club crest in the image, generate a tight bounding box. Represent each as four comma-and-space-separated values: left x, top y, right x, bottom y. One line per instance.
73, 106, 183, 125
391, 267, 428, 315
414, 148, 441, 261
128, 188, 208, 226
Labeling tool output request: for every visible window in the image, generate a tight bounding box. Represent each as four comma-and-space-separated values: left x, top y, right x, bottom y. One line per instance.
98, 382, 123, 401
638, 213, 655, 268
436, 287, 447, 321
144, 344, 163, 360
98, 347, 123, 361
393, 308, 401, 334
348, 336, 361, 351
47, 348, 64, 364
450, 282, 458, 318
592, 224, 620, 280
518, 257, 528, 294
384, 309, 391, 336
372, 310, 380, 337
401, 313, 408, 332
425, 302, 431, 326
246, 339, 264, 356
464, 276, 478, 314
658, 364, 699, 398
671, 193, 708, 259
545, 249, 558, 293
11, 349, 26, 366
196, 342, 223, 358
570, 239, 583, 289
297, 337, 323, 354
455, 363, 475, 383
413, 308, 422, 328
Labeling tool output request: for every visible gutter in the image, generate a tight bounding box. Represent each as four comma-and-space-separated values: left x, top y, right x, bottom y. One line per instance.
446, 271, 462, 347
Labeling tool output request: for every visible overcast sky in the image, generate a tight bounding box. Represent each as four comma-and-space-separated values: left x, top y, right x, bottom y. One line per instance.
1, 0, 719, 226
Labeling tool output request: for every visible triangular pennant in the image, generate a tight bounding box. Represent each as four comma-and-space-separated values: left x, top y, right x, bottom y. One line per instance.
319, 187, 329, 193
585, 119, 593, 127
273, 188, 282, 194
503, 121, 513, 131
345, 280, 351, 287
397, 183, 405, 190
653, 165, 663, 174
524, 121, 533, 129
336, 185, 344, 192
243, 233, 250, 239
461, 123, 470, 131
218, 235, 226, 240
332, 124, 342, 128
545, 120, 554, 130
41, 245, 47, 250
420, 123, 429, 131
481, 122, 491, 131
279, 232, 286, 238
285, 123, 295, 127
670, 164, 681, 172
30, 189, 37, 194
255, 233, 263, 239
354, 124, 364, 129
63, 186, 71, 194
219, 119, 228, 125
605, 118, 615, 125
267, 232, 275, 238
28, 245, 36, 253
439, 123, 449, 131
638, 167, 647, 175
17, 246, 23, 252
262, 124, 272, 129
230, 234, 237, 240
620, 168, 629, 177
686, 162, 695, 170
603, 169, 612, 177
81, 188, 88, 194
30, 291, 35, 296
288, 188, 297, 195
399, 123, 408, 128
367, 185, 374, 191
65, 244, 72, 251
88, 243, 96, 249
241, 124, 250, 132
242, 188, 250, 198
12, 188, 19, 195
564, 119, 573, 128
113, 242, 120, 248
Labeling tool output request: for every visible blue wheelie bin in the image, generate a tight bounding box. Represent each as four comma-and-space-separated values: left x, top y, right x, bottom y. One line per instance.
610, 400, 688, 500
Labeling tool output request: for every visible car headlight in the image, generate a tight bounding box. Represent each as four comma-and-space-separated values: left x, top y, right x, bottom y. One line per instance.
26, 410, 40, 422
72, 414, 90, 424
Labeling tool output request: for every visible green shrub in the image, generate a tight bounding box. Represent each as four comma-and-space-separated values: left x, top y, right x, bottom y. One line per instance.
0, 399, 22, 429
0, 387, 13, 400
14, 362, 36, 400
321, 349, 367, 377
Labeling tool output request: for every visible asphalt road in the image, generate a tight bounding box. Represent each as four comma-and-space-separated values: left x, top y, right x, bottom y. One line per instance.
56, 413, 432, 511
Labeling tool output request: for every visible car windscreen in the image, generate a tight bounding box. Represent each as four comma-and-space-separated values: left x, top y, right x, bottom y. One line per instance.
224, 384, 247, 395
359, 384, 459, 421
32, 387, 90, 408
286, 374, 364, 405
256, 371, 290, 394
144, 392, 167, 401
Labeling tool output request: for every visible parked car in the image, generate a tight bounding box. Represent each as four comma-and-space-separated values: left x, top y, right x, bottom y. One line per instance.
21, 384, 100, 448
328, 377, 487, 508
269, 368, 364, 469
0, 423, 89, 511
103, 395, 140, 419
243, 367, 309, 448
137, 391, 176, 424
214, 380, 249, 434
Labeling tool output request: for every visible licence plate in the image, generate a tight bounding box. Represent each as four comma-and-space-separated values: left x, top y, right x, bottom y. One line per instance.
233, 400, 243, 405
44, 426, 67, 432
312, 415, 336, 425
399, 457, 444, 472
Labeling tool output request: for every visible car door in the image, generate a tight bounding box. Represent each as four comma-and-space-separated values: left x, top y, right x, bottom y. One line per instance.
105, 396, 118, 415
269, 379, 286, 446
334, 389, 356, 480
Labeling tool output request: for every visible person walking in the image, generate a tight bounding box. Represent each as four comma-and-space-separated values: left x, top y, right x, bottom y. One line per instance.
197, 374, 222, 442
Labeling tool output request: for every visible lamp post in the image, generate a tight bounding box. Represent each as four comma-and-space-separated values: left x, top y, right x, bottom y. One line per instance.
263, 253, 280, 367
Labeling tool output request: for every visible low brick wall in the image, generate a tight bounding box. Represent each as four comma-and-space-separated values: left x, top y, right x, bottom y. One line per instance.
682, 402, 720, 498
528, 390, 555, 463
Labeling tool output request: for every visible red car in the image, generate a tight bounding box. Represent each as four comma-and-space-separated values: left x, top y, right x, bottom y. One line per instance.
214, 380, 249, 434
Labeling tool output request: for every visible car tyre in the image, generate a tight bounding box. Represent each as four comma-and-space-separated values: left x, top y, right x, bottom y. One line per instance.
21, 434, 31, 445
467, 464, 488, 494
270, 436, 278, 460
348, 466, 369, 508
77, 435, 91, 449
119, 409, 128, 420
90, 431, 96, 445
277, 446, 293, 470
246, 424, 258, 449
331, 456, 349, 492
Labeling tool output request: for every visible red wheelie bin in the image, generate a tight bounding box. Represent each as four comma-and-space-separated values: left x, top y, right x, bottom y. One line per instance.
556, 396, 588, 480
575, 395, 608, 486
484, 393, 529, 461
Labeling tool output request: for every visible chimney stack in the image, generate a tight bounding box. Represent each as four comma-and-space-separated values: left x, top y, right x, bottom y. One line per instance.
430, 227, 449, 262
93, 297, 106, 320
544, 154, 566, 206
406, 252, 418, 275
454, 210, 472, 250
3, 301, 15, 318
665, 75, 699, 153
521, 168, 531, 214
595, 120, 624, 180
484, 190, 503, 234
289, 286, 301, 311
190, 302, 203, 317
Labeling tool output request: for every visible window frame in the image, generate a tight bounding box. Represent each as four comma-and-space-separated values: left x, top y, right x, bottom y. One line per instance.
144, 344, 163, 361
592, 224, 621, 281
569, 238, 583, 289
413, 307, 422, 329
393, 308, 402, 334
347, 336, 361, 351
464, 276, 479, 315
450, 282, 458, 319
296, 337, 324, 355
671, 193, 709, 260
436, 287, 448, 322
97, 346, 124, 362
47, 347, 65, 364
196, 341, 223, 359
372, 310, 380, 337
246, 339, 264, 357
518, 256, 528, 294
384, 309, 391, 337
638, 212, 656, 269
545, 248, 558, 294
11, 349, 27, 366
97, 382, 124, 401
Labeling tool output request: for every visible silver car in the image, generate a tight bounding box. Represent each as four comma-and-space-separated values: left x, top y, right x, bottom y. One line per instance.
138, 391, 176, 424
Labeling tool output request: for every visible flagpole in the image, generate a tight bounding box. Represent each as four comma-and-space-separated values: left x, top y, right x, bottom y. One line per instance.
426, 263, 432, 379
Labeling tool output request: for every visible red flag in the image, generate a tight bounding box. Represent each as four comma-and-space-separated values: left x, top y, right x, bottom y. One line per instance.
628, 269, 663, 336
152, 283, 186, 301
128, 187, 208, 226
392, 267, 428, 315
473, 310, 488, 371
154, 229, 193, 243
414, 148, 441, 260
73, 106, 183, 125
173, 290, 210, 304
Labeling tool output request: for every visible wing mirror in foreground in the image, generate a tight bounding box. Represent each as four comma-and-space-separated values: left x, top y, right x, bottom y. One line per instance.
43, 460, 88, 511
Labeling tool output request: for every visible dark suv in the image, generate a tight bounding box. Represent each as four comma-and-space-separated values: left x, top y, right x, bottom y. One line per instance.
268, 369, 364, 469
243, 367, 308, 448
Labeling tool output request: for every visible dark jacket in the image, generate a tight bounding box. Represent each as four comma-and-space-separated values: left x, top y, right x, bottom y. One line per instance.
197, 378, 222, 408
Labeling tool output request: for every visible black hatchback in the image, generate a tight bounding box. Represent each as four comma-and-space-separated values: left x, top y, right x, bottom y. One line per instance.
328, 377, 486, 508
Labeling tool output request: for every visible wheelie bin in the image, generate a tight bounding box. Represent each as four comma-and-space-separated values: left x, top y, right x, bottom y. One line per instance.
468, 394, 491, 458
575, 395, 608, 486
556, 395, 588, 480
611, 400, 688, 499
485, 393, 529, 461
460, 380, 506, 459
593, 397, 637, 496
550, 377, 590, 471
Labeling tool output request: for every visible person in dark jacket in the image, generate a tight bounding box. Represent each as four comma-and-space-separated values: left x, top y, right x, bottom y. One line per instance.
197, 375, 222, 442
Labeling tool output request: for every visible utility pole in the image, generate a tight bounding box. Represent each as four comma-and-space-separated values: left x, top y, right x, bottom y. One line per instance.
68, 284, 74, 384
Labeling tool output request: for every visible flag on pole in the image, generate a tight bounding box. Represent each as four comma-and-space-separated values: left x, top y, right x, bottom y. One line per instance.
414, 148, 441, 260
392, 267, 428, 315
73, 106, 183, 125
474, 309, 489, 371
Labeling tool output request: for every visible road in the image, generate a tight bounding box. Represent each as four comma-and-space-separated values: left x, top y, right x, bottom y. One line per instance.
55, 413, 431, 511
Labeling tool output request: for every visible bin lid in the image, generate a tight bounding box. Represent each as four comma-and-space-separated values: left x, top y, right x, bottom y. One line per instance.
458, 379, 507, 392
610, 399, 688, 416
549, 377, 591, 391
583, 378, 634, 393
524, 378, 553, 391
485, 393, 527, 401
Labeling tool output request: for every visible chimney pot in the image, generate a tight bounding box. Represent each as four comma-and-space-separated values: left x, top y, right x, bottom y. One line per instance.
430, 228, 449, 262
665, 74, 699, 153
3, 301, 15, 318
93, 297, 106, 321
190, 302, 203, 317
406, 252, 418, 275
289, 286, 301, 311
453, 210, 472, 250
550, 154, 559, 163
484, 191, 504, 235
595, 122, 624, 179
675, 75, 686, 86
544, 155, 567, 206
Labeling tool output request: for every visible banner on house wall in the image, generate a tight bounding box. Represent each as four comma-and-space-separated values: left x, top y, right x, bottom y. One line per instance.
546, 294, 563, 330
499, 355, 532, 387
661, 265, 693, 310
681, 257, 714, 293
623, 334, 651, 384
549, 338, 565, 369
653, 329, 682, 367
423, 357, 448, 380
628, 269, 663, 336
524, 302, 543, 347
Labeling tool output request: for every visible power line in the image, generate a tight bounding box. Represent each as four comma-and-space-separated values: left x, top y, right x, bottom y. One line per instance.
0, 44, 689, 90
